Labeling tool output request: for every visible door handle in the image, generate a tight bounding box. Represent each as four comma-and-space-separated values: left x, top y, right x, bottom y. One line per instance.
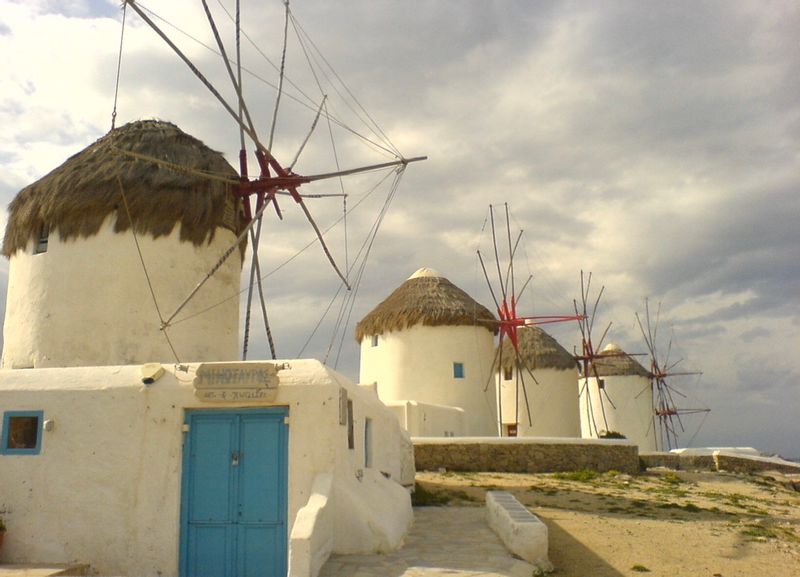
231, 451, 240, 467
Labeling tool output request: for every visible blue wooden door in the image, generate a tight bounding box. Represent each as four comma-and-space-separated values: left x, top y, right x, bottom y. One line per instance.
181, 408, 288, 577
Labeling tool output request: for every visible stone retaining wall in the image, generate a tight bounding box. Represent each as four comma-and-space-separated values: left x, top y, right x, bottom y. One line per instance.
677, 454, 717, 471
413, 438, 639, 474
714, 453, 800, 475
640, 451, 800, 475
639, 452, 681, 470
638, 452, 716, 471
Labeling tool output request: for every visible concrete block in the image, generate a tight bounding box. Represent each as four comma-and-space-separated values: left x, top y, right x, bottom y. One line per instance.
485, 491, 552, 573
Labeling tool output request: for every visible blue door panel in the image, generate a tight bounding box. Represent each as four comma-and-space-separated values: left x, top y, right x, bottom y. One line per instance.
187, 525, 233, 577
189, 416, 236, 523
239, 415, 282, 523
237, 525, 281, 577
181, 408, 288, 577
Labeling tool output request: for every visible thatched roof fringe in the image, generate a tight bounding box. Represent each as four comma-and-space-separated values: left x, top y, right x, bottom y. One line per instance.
355, 275, 497, 342
588, 349, 650, 377
2, 120, 243, 257
496, 326, 578, 372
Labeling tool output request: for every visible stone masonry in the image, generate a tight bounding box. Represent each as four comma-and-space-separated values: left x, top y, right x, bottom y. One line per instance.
413, 438, 640, 474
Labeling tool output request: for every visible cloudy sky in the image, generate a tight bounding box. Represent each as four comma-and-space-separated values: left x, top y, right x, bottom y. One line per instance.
1, 0, 798, 457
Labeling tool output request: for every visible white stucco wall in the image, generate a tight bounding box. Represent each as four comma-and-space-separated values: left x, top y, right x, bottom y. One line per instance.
359, 324, 497, 436
386, 400, 465, 437
578, 375, 657, 452
498, 367, 580, 437
0, 359, 413, 576
2, 217, 240, 369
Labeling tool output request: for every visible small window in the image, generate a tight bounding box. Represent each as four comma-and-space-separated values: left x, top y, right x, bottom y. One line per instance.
34, 223, 49, 254
453, 362, 465, 379
503, 366, 513, 381
347, 399, 354, 450
2, 411, 44, 455
371, 334, 379, 347
364, 418, 373, 468
338, 388, 348, 426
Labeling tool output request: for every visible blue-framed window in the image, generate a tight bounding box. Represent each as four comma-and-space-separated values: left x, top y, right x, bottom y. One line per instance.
2, 411, 44, 455
453, 362, 465, 379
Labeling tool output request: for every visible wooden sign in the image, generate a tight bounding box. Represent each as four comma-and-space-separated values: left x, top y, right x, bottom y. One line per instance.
193, 362, 280, 402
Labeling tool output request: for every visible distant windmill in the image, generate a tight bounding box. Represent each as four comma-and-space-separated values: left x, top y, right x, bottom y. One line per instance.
636, 299, 710, 451
477, 204, 583, 436
574, 271, 617, 437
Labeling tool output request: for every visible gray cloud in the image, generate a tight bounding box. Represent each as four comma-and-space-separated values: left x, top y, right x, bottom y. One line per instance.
1, 0, 798, 457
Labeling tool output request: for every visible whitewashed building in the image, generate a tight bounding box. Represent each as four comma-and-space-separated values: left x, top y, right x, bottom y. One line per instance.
0, 120, 414, 577
357, 268, 499, 437
579, 343, 656, 451
496, 326, 580, 438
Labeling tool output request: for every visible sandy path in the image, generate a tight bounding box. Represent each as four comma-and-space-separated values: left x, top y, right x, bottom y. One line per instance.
415, 469, 800, 576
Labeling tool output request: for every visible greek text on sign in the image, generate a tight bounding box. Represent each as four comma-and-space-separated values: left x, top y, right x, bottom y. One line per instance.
195, 389, 275, 402
194, 362, 279, 389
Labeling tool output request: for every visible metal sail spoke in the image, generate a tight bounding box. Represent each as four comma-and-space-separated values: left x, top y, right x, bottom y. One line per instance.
637, 299, 706, 450
478, 204, 581, 436
121, 0, 427, 366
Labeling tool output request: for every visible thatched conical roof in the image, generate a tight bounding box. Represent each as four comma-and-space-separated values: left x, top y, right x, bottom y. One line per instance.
496, 325, 578, 372
2, 119, 243, 257
589, 343, 649, 377
355, 267, 497, 342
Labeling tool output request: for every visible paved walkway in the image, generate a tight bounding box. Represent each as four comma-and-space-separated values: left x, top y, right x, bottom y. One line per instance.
319, 507, 539, 577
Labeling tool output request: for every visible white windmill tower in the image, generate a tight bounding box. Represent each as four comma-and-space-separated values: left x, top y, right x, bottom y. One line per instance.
573, 272, 657, 450
1, 120, 244, 368
356, 267, 499, 436
477, 204, 584, 438
63, 0, 426, 366
495, 326, 580, 437
579, 342, 656, 451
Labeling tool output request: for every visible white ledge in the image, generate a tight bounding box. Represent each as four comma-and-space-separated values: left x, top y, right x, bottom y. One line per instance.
486, 491, 552, 573
413, 436, 635, 446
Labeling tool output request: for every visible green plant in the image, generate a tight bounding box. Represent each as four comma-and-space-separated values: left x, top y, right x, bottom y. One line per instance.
740, 524, 778, 541
411, 484, 451, 506
553, 470, 599, 482
661, 472, 683, 485
599, 430, 626, 439
447, 489, 477, 502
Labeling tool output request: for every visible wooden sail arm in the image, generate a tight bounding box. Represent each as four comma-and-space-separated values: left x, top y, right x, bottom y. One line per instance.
234, 156, 427, 199
650, 370, 703, 379
518, 315, 586, 326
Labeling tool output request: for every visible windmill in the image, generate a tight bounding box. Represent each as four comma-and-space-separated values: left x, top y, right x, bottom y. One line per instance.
636, 299, 709, 451
573, 271, 618, 438
476, 204, 583, 436
573, 271, 655, 443
113, 0, 425, 362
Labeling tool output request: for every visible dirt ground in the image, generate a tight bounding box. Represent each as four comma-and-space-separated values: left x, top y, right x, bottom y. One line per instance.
414, 468, 800, 577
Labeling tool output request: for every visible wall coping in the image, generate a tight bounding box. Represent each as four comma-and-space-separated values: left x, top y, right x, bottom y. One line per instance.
413, 436, 635, 447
